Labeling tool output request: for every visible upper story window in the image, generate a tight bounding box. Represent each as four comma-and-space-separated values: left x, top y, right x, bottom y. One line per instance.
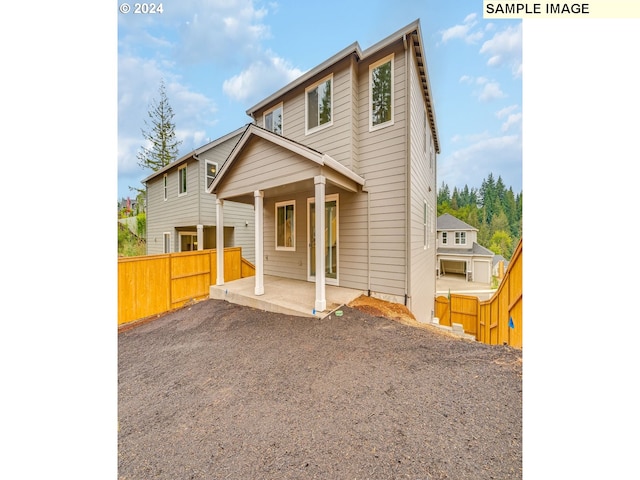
178, 164, 187, 195
442, 232, 448, 245
264, 103, 283, 135
455, 231, 466, 245
305, 75, 332, 134
275, 200, 295, 251
205, 160, 218, 189
370, 53, 394, 130
163, 174, 168, 201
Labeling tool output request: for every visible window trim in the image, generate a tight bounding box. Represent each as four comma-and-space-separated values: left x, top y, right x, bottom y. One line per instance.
178, 164, 187, 196
263, 102, 284, 135
423, 201, 428, 250
455, 231, 467, 245
275, 200, 296, 251
179, 231, 198, 252
163, 174, 168, 201
205, 160, 218, 190
305, 74, 333, 135
163, 232, 171, 253
369, 53, 394, 131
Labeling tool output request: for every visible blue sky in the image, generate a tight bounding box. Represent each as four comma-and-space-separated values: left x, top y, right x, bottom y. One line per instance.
118, 0, 523, 200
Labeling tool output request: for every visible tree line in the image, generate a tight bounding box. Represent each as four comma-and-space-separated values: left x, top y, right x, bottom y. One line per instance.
437, 173, 522, 260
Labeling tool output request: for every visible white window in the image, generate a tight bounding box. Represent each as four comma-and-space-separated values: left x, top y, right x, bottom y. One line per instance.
369, 54, 394, 130
275, 200, 295, 251
264, 103, 283, 135
163, 174, 167, 201
163, 232, 171, 253
205, 161, 218, 190
305, 75, 333, 133
178, 165, 187, 195
442, 232, 448, 245
455, 232, 466, 245
179, 232, 198, 252
423, 201, 428, 249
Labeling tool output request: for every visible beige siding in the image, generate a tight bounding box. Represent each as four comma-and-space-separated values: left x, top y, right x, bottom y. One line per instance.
145, 134, 255, 260
357, 43, 408, 298
217, 137, 321, 199
407, 42, 437, 322
146, 158, 201, 254
255, 56, 358, 173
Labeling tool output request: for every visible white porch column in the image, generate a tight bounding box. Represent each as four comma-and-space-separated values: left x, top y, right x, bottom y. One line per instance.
196, 224, 203, 251
254, 190, 264, 296
314, 175, 326, 312
216, 199, 224, 285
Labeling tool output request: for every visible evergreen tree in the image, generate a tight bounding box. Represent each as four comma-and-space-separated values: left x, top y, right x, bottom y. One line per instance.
437, 181, 450, 205
436, 173, 522, 260
137, 79, 182, 172
489, 230, 513, 258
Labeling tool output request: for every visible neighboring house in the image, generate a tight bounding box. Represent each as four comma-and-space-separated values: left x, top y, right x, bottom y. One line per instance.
143, 127, 256, 262
492, 254, 508, 280
208, 19, 440, 322
436, 213, 494, 284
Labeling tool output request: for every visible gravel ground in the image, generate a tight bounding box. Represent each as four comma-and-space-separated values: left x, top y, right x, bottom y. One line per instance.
118, 298, 522, 480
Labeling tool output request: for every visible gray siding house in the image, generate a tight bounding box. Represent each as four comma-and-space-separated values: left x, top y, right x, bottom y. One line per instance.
143, 127, 255, 262
209, 19, 440, 322
436, 213, 494, 284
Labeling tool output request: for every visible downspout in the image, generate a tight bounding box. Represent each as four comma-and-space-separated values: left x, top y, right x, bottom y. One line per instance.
403, 33, 411, 307
193, 152, 201, 224
364, 183, 371, 296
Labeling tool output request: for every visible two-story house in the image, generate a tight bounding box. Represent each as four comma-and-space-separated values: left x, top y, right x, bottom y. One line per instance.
143, 127, 255, 262
436, 213, 494, 284
208, 19, 440, 322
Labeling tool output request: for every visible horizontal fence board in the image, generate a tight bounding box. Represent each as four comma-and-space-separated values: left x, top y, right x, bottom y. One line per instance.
118, 247, 253, 326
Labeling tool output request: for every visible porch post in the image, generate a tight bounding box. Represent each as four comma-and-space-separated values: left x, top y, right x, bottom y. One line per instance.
216, 199, 224, 285
254, 190, 264, 296
196, 224, 203, 251
314, 175, 326, 312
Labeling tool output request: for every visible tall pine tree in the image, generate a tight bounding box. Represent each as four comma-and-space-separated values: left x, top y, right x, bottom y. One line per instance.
137, 79, 182, 172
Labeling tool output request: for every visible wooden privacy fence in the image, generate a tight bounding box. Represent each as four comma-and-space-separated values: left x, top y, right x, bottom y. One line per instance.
435, 239, 523, 348
118, 247, 255, 326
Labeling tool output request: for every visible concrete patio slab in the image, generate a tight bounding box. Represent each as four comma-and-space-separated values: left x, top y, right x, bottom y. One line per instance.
210, 275, 365, 318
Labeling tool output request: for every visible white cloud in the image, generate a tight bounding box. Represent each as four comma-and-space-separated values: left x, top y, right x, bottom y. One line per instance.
223, 52, 303, 103
439, 134, 522, 191
176, 1, 271, 65
480, 23, 522, 77
496, 105, 522, 132
501, 113, 522, 132
440, 13, 483, 44
478, 82, 505, 102
118, 54, 218, 184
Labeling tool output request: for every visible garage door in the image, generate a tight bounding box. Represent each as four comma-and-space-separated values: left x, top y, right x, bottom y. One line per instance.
441, 260, 466, 275
472, 260, 491, 284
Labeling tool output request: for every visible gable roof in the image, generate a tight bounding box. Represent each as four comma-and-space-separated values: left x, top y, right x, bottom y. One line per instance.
142, 125, 246, 184
245, 19, 439, 154
207, 123, 366, 196
437, 213, 478, 232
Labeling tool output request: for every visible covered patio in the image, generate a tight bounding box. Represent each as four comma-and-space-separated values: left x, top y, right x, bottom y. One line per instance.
210, 275, 364, 319
208, 124, 366, 316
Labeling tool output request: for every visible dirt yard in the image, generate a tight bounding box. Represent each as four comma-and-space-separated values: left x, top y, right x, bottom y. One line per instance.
118, 297, 522, 479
